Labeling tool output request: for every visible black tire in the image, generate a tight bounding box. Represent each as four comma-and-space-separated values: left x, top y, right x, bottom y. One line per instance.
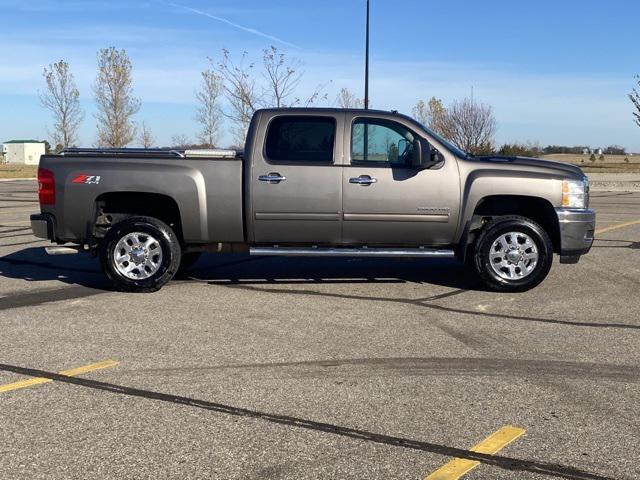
99, 216, 181, 292
473, 215, 553, 292
176, 252, 202, 278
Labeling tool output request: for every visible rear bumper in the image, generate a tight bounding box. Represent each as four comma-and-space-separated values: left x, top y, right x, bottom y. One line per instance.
555, 208, 595, 263
30, 213, 56, 241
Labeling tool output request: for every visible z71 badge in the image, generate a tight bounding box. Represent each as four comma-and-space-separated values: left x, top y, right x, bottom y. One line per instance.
72, 174, 101, 185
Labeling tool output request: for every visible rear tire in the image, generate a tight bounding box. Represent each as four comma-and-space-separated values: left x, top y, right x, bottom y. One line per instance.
473, 215, 553, 292
99, 216, 181, 292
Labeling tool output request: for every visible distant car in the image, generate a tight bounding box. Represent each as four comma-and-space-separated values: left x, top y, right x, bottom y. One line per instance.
31, 108, 594, 292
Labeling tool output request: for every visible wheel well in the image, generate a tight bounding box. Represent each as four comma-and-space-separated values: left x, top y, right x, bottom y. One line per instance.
94, 192, 183, 242
469, 195, 560, 253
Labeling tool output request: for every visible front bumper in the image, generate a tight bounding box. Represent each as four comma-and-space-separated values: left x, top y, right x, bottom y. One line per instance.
30, 213, 56, 241
555, 208, 595, 263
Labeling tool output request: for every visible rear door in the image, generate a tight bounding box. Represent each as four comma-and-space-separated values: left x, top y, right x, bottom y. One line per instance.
342, 113, 460, 246
249, 112, 344, 244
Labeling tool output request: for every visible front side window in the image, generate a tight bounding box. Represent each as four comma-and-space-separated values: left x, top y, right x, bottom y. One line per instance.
351, 118, 416, 166
265, 116, 336, 163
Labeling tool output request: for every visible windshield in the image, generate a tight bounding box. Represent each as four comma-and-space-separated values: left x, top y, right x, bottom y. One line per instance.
415, 122, 471, 159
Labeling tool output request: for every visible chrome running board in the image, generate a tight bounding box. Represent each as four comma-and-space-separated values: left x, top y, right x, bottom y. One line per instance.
45, 246, 81, 255
249, 247, 455, 258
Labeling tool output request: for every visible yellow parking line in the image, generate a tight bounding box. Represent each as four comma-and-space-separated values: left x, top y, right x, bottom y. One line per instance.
424, 426, 526, 480
0, 360, 118, 394
595, 219, 640, 235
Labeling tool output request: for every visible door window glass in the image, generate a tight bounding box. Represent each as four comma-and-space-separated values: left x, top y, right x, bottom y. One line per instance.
351, 118, 416, 166
265, 116, 336, 163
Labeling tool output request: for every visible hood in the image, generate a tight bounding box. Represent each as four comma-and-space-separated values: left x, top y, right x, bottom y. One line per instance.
472, 155, 586, 179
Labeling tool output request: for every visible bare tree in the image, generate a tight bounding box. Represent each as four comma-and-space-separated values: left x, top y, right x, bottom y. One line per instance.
412, 99, 430, 125
302, 81, 331, 107
171, 134, 192, 149
262, 45, 302, 108
213, 47, 331, 144
195, 69, 223, 148
214, 50, 261, 146
412, 97, 447, 135
139, 121, 155, 148
441, 97, 496, 155
630, 75, 640, 128
94, 47, 141, 147
39, 60, 84, 149
336, 87, 363, 108
261, 46, 329, 107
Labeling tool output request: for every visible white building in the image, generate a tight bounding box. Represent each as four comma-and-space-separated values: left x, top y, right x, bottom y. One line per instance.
2, 140, 46, 165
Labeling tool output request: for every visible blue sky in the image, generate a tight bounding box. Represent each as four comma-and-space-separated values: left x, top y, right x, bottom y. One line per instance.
1, 0, 639, 150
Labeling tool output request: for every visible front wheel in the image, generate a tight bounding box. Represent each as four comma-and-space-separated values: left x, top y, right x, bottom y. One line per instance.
99, 216, 181, 292
473, 215, 553, 292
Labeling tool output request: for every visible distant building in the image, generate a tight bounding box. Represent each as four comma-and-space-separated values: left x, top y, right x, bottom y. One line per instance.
594, 148, 603, 156
582, 148, 591, 155
2, 140, 46, 165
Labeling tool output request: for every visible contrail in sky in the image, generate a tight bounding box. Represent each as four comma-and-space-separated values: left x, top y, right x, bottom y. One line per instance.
162, 1, 299, 48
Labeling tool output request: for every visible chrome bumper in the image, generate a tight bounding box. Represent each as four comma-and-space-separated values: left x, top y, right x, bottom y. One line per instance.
555, 208, 595, 263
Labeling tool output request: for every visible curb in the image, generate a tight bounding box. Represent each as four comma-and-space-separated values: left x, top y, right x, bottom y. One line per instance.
590, 181, 640, 192
0, 177, 36, 182
591, 186, 640, 192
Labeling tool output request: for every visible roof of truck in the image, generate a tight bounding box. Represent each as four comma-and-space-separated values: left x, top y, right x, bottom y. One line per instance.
254, 107, 418, 127
255, 107, 401, 115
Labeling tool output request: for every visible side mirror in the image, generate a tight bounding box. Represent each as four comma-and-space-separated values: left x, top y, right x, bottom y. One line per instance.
413, 138, 443, 169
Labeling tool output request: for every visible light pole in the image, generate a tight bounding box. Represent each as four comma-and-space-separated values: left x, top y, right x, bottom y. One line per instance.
364, 0, 370, 110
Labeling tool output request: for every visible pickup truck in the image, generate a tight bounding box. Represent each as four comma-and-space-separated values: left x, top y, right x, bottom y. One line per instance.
31, 108, 595, 293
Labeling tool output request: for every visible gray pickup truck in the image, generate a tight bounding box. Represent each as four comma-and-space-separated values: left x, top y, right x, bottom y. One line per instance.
31, 108, 595, 292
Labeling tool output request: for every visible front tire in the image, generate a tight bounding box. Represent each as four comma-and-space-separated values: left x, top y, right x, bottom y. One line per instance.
473, 215, 553, 292
99, 216, 181, 292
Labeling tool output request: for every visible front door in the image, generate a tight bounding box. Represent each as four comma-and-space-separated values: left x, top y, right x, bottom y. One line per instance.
250, 113, 344, 244
342, 114, 460, 246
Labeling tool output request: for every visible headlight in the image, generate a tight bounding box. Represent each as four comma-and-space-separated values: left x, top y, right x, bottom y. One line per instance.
562, 178, 589, 208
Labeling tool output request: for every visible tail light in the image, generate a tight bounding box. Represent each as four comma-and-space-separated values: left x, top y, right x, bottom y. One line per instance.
38, 168, 55, 205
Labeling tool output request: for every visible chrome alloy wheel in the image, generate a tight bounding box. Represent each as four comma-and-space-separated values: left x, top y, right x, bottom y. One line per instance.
489, 231, 538, 280
113, 232, 163, 280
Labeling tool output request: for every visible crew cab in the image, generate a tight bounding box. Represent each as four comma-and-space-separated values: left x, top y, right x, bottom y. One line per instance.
31, 108, 595, 292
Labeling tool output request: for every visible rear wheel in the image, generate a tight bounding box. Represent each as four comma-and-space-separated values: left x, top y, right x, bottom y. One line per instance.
99, 216, 181, 292
473, 215, 553, 292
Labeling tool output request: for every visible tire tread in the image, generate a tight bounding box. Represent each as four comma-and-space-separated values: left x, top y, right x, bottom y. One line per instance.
99, 216, 181, 293
473, 215, 553, 292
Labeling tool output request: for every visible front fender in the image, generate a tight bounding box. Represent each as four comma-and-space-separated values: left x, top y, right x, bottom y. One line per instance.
456, 169, 562, 244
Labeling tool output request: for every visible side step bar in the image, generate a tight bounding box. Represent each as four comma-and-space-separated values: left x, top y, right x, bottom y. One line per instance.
249, 247, 455, 258
45, 246, 81, 256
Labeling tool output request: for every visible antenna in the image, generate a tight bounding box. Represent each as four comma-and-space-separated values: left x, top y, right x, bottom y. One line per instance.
364, 0, 370, 110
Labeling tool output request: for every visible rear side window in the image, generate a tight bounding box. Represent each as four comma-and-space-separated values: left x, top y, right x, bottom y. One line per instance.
265, 116, 336, 163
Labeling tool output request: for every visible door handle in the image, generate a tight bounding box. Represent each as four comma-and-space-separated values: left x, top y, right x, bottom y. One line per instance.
349, 175, 377, 186
258, 173, 287, 183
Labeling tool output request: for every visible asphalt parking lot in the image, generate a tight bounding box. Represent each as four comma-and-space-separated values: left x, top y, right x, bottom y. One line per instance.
1, 179, 639, 480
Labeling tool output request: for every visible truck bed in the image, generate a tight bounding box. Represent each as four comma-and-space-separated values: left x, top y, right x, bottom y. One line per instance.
38, 149, 245, 244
